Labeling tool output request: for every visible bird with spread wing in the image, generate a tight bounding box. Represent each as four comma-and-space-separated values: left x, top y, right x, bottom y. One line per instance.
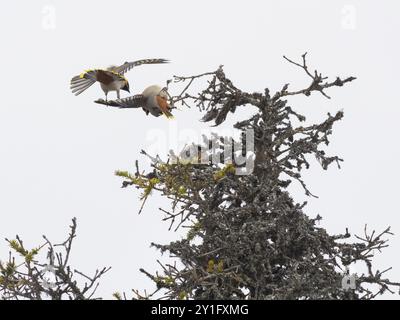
94, 85, 174, 119
70, 59, 169, 101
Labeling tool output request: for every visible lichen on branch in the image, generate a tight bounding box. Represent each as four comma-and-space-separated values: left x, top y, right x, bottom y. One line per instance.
118, 54, 399, 300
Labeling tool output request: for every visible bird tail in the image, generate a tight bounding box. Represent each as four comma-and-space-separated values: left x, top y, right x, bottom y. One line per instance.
70, 70, 97, 96
162, 109, 174, 119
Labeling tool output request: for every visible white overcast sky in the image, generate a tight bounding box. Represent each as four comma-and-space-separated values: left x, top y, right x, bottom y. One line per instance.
0, 0, 399, 299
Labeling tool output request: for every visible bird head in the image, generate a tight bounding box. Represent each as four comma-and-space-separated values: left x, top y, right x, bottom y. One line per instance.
122, 80, 130, 93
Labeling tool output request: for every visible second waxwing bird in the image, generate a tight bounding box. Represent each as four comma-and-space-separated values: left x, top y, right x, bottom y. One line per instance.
94, 85, 174, 119
70, 58, 169, 101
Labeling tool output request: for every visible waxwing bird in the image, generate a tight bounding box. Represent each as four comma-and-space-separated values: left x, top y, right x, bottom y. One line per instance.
141, 85, 173, 118
70, 58, 169, 101
94, 85, 174, 119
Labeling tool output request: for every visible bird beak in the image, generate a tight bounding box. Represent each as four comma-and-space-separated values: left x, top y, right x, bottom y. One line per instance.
123, 83, 130, 93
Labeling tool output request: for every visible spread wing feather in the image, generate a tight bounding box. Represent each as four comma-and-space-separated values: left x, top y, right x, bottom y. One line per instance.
114, 95, 145, 108
112, 58, 169, 75
93, 95, 144, 108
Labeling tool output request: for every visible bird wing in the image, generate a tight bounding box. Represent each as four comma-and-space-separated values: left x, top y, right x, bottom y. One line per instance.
115, 95, 145, 108
94, 95, 145, 109
112, 58, 169, 75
